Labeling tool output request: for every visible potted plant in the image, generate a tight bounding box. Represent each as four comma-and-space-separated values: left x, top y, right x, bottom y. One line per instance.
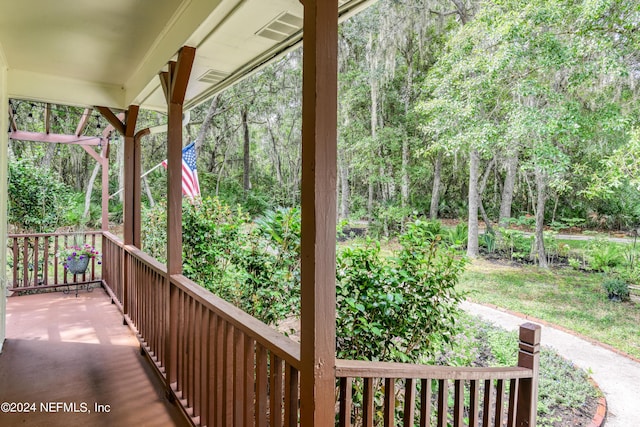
602, 278, 630, 302
58, 244, 101, 275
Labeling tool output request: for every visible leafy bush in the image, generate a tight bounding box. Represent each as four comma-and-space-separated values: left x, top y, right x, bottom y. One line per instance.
182, 197, 249, 299
496, 228, 534, 260
587, 239, 624, 272
8, 159, 72, 232
445, 222, 468, 249
235, 208, 301, 324
141, 197, 249, 300
602, 278, 629, 302
480, 231, 496, 253
336, 220, 467, 362
368, 205, 412, 238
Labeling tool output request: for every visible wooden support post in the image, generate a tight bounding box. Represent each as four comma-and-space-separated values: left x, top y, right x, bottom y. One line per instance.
299, 1, 338, 426
96, 106, 140, 246
160, 46, 195, 277
159, 46, 195, 391
123, 106, 139, 246
515, 323, 541, 427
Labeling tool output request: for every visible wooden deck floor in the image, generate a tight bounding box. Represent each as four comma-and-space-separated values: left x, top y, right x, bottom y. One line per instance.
0, 288, 190, 427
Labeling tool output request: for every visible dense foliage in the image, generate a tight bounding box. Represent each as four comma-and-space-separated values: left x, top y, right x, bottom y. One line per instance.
142, 198, 467, 361
8, 159, 72, 232
438, 314, 598, 427
336, 220, 467, 362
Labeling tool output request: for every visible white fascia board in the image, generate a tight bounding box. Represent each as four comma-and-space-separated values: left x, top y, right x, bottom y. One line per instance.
8, 69, 125, 109
124, 0, 224, 108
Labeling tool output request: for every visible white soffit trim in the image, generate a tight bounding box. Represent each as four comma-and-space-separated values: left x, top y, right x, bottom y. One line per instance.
8, 69, 125, 109
124, 0, 224, 107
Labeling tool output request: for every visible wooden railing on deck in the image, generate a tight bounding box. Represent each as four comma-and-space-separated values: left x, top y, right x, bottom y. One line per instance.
97, 231, 539, 427
336, 323, 540, 427
7, 231, 102, 292
101, 233, 301, 426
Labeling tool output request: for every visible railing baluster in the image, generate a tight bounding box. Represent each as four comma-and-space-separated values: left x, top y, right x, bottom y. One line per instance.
233, 327, 245, 426
207, 314, 217, 427
453, 379, 463, 427
33, 236, 39, 286
193, 302, 203, 420
495, 379, 505, 426
215, 316, 225, 427
420, 378, 432, 427
404, 378, 415, 427
363, 377, 374, 427
224, 323, 234, 425
339, 377, 353, 427
270, 353, 284, 427
255, 344, 268, 427
43, 236, 49, 286
384, 377, 395, 427
469, 379, 479, 427
22, 236, 29, 287
244, 336, 255, 427
285, 364, 299, 427
12, 237, 18, 287
483, 379, 493, 427
507, 378, 519, 427
437, 379, 447, 427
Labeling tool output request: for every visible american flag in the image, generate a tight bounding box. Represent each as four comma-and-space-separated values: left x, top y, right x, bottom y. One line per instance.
162, 142, 201, 198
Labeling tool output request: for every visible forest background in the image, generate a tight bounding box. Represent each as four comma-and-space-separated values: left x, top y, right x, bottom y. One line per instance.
7, 0, 640, 264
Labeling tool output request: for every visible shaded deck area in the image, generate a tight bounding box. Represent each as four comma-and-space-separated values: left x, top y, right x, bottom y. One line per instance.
0, 289, 189, 427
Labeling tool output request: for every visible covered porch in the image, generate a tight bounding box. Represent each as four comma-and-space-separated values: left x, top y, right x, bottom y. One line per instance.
1, 1, 541, 426
1, 290, 189, 427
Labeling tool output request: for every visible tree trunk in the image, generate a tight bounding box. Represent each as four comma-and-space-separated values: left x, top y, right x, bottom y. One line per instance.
143, 176, 155, 207
499, 150, 519, 228
367, 180, 374, 223
83, 162, 101, 220
41, 143, 56, 169
430, 151, 443, 219
116, 136, 124, 203
467, 149, 480, 258
242, 107, 251, 192
339, 151, 349, 219
195, 94, 220, 154
401, 54, 413, 209
478, 157, 496, 234
534, 167, 548, 268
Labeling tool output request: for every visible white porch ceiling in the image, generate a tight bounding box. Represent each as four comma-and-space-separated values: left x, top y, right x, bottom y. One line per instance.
0, 0, 376, 112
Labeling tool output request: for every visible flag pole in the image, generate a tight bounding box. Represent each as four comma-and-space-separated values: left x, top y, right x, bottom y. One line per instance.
109, 161, 165, 199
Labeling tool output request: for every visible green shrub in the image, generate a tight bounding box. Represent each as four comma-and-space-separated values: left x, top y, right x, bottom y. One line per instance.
235, 208, 301, 324
602, 278, 629, 302
8, 159, 73, 232
446, 222, 468, 249
336, 221, 467, 362
587, 239, 624, 272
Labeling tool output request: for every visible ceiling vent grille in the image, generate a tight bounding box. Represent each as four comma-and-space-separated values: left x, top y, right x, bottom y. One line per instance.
256, 12, 303, 42
197, 69, 229, 85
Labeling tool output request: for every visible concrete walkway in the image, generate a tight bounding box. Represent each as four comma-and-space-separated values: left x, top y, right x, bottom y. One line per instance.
461, 301, 640, 427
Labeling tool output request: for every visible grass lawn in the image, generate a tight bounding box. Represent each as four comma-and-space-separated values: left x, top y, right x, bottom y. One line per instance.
459, 259, 640, 359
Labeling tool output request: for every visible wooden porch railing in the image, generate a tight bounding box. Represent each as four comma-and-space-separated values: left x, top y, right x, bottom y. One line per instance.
101, 232, 301, 426
10, 230, 539, 426
336, 323, 540, 427
7, 231, 102, 293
